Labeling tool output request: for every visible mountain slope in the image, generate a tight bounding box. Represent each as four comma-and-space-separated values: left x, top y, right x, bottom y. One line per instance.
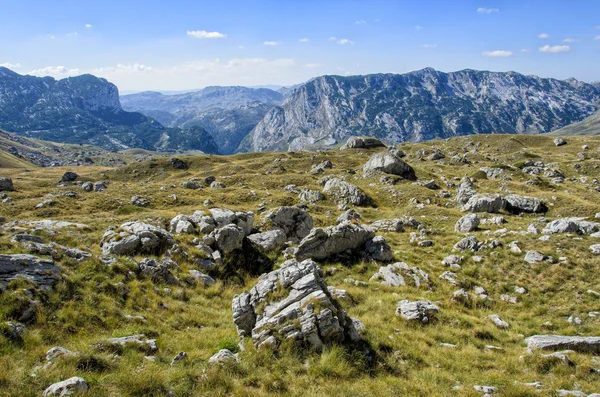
0, 67, 219, 154
549, 110, 600, 136
120, 87, 283, 154
120, 86, 283, 113
243, 68, 600, 152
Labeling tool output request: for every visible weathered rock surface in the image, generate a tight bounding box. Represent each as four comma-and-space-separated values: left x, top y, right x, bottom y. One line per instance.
462, 194, 505, 213
396, 300, 439, 324
370, 262, 429, 288
363, 151, 416, 180
295, 222, 376, 261
0, 254, 61, 288
455, 213, 480, 232
455, 177, 477, 205
262, 206, 313, 243
101, 222, 175, 256
323, 178, 372, 206
231, 259, 362, 351
504, 194, 547, 214
43, 377, 88, 396
208, 349, 239, 365
246, 230, 287, 253
525, 335, 600, 354
543, 218, 599, 235
298, 189, 325, 204
341, 136, 386, 150
0, 177, 15, 191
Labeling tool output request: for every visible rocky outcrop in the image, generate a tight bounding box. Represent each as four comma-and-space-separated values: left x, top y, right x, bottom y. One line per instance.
525, 335, 600, 354
246, 230, 287, 254
231, 259, 362, 351
323, 178, 372, 207
341, 136, 386, 150
100, 222, 175, 256
262, 206, 313, 243
370, 262, 430, 288
542, 218, 599, 235
455, 177, 477, 205
455, 213, 480, 232
43, 377, 88, 396
462, 195, 505, 213
0, 254, 62, 288
504, 194, 547, 213
396, 300, 439, 324
0, 177, 15, 191
295, 222, 376, 261
363, 151, 416, 180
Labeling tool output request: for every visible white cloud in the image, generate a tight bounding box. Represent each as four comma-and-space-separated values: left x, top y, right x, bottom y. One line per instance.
415, 25, 423, 30
329, 37, 354, 45
28, 66, 80, 77
520, 48, 531, 53
186, 30, 227, 39
482, 50, 513, 57
421, 44, 438, 48
0, 62, 22, 69
46, 34, 56, 39
562, 38, 579, 43
539, 44, 570, 53
85, 24, 93, 29
356, 20, 366, 24
66, 32, 78, 37
537, 33, 550, 39
302, 63, 324, 68
477, 7, 499, 14
595, 35, 600, 41
298, 38, 309, 43
263, 41, 279, 46
93, 63, 153, 74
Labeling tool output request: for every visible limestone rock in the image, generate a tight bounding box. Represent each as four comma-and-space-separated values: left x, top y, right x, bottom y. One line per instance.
101, 222, 175, 256
43, 377, 88, 396
323, 178, 372, 207
295, 222, 375, 261
208, 349, 239, 365
370, 262, 429, 288
262, 206, 313, 243
59, 172, 78, 183
246, 230, 287, 253
341, 136, 386, 150
455, 177, 477, 205
462, 194, 505, 213
231, 259, 361, 351
554, 137, 567, 146
396, 300, 439, 324
504, 194, 547, 214
525, 335, 600, 354
363, 151, 416, 180
543, 218, 599, 235
0, 254, 62, 288
0, 177, 15, 192
455, 213, 480, 233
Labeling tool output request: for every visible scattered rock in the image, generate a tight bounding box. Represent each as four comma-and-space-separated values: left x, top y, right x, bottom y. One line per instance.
295, 222, 375, 261
208, 349, 239, 365
525, 335, 600, 354
488, 314, 510, 329
43, 377, 88, 396
169, 157, 188, 170
171, 351, 188, 365
455, 213, 480, 232
341, 136, 386, 150
262, 206, 313, 243
101, 222, 175, 256
370, 262, 430, 288
299, 189, 325, 204
231, 259, 362, 351
504, 194, 547, 214
363, 150, 416, 180
0, 254, 62, 288
462, 194, 505, 213
59, 172, 78, 183
524, 250, 546, 264
130, 195, 150, 207
554, 137, 567, 146
337, 209, 361, 223
396, 300, 439, 324
323, 178, 372, 206
246, 230, 287, 254
0, 177, 15, 191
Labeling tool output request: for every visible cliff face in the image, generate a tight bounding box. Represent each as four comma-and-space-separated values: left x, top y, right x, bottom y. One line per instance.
243, 68, 600, 152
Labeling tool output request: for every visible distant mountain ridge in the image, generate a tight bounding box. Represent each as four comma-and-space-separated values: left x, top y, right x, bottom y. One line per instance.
242, 68, 600, 152
0, 67, 219, 153
120, 86, 283, 154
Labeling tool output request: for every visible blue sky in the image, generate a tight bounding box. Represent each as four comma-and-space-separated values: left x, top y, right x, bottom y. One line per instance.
0, 0, 599, 92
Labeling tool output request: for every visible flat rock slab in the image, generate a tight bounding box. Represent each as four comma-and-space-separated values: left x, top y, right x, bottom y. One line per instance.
0, 254, 62, 288
525, 335, 600, 354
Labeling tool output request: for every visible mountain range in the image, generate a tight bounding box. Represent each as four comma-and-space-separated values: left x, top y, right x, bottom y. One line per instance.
0, 66, 599, 155
243, 68, 600, 152
0, 67, 219, 153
